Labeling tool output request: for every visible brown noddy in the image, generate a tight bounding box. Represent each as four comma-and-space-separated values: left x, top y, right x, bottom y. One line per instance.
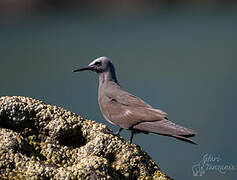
73, 56, 197, 144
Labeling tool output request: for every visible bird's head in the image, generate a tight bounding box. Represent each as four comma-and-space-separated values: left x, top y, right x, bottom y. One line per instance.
73, 56, 114, 74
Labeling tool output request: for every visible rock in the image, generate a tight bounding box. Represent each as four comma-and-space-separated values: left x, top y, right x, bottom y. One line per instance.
0, 96, 172, 180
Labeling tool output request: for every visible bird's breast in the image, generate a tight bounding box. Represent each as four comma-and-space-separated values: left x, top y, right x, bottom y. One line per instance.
98, 98, 117, 126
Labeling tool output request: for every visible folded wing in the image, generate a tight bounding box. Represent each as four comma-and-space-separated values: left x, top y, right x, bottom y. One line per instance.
133, 119, 197, 144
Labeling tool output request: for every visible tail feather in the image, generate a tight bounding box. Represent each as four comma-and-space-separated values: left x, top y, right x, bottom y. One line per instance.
133, 119, 197, 144
170, 135, 197, 145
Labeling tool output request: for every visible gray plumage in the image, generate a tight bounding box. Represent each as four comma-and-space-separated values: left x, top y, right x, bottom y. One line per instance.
73, 56, 197, 144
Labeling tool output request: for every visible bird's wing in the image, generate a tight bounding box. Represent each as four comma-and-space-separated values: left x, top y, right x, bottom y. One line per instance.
108, 86, 154, 108
100, 97, 167, 129
117, 93, 152, 108
133, 120, 197, 144
133, 119, 196, 137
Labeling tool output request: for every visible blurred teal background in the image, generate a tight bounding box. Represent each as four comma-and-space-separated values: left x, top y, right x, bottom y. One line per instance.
1, 2, 237, 179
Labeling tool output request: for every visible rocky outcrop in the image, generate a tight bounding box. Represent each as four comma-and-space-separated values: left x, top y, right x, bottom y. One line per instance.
0, 96, 171, 179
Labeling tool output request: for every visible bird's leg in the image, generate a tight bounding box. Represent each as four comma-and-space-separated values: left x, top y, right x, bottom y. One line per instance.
114, 128, 123, 136
129, 131, 135, 144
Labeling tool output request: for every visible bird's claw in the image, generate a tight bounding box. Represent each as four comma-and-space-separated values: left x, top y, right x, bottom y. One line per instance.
114, 128, 123, 136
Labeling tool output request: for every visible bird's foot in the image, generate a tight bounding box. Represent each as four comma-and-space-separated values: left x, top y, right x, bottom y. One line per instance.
114, 128, 123, 136
101, 128, 113, 134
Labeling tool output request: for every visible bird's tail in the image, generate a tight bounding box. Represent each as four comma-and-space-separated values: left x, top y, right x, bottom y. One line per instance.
133, 119, 197, 145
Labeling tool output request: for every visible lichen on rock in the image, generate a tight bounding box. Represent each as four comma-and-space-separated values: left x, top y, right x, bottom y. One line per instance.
0, 96, 172, 179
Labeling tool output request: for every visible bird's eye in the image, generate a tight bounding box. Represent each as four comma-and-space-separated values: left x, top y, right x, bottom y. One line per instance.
94, 61, 102, 66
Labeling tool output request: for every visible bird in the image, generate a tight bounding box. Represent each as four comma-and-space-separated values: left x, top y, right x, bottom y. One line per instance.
73, 56, 197, 144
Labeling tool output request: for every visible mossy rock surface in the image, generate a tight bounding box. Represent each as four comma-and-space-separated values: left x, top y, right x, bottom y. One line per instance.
0, 96, 172, 180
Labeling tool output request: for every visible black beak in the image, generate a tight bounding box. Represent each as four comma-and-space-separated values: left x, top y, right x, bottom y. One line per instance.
73, 66, 95, 72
